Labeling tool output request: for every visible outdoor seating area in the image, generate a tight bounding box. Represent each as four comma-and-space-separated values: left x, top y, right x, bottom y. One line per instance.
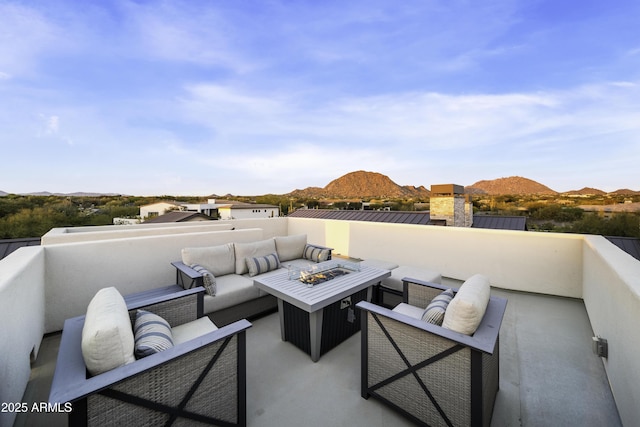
17, 285, 620, 427
2, 217, 634, 426
48, 286, 251, 426
172, 234, 333, 326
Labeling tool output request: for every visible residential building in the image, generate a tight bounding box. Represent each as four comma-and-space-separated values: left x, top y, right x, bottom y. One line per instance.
139, 199, 280, 221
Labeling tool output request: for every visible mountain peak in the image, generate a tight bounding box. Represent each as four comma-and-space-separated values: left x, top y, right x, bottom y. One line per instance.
466, 176, 557, 195
289, 170, 430, 199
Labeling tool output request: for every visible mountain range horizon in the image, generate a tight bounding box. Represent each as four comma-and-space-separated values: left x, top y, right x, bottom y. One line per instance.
1, 171, 638, 198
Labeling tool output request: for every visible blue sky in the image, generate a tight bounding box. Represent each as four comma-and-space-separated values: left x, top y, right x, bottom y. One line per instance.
1, 0, 639, 195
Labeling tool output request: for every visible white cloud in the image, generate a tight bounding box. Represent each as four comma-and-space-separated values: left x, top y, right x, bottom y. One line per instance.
119, 2, 256, 73
161, 77, 640, 193
46, 115, 59, 135
34, 114, 75, 145
174, 79, 640, 155
0, 3, 70, 77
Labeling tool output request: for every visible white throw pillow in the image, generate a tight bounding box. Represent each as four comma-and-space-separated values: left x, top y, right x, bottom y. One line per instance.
274, 234, 307, 262
182, 243, 235, 276
442, 274, 491, 335
81, 287, 135, 376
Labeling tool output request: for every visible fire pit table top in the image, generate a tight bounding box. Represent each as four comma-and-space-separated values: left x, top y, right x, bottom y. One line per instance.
253, 260, 390, 313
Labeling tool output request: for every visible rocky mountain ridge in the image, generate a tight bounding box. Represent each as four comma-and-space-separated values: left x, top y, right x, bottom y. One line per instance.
287, 172, 638, 198
466, 176, 557, 195
2, 173, 638, 198
288, 171, 430, 199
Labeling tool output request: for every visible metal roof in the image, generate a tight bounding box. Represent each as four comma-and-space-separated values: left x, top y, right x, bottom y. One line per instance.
471, 215, 528, 231
606, 236, 640, 261
143, 211, 213, 223
0, 237, 41, 260
288, 209, 432, 225
288, 209, 527, 231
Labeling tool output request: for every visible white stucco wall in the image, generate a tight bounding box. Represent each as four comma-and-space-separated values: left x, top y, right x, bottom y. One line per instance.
219, 207, 280, 220
43, 228, 264, 332
140, 202, 181, 219
42, 222, 235, 244
582, 235, 640, 427
0, 247, 45, 427
289, 218, 584, 298
216, 217, 288, 239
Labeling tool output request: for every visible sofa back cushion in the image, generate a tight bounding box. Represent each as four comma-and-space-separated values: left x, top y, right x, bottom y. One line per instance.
182, 243, 236, 276
81, 287, 135, 376
234, 238, 277, 274
274, 234, 307, 262
442, 274, 490, 335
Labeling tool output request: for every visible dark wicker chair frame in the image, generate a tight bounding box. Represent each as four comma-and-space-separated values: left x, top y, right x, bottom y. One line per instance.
356, 278, 507, 427
49, 285, 251, 427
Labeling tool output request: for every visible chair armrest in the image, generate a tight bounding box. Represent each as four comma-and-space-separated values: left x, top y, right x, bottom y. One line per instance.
49, 317, 252, 405
357, 299, 506, 355
126, 285, 206, 327
171, 260, 205, 289
402, 277, 454, 308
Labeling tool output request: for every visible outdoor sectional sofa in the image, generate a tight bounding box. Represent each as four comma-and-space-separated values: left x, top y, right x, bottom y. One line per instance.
172, 234, 333, 325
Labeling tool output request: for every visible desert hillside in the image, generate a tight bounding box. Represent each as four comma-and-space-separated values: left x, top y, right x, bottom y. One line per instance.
288, 171, 430, 199
466, 176, 557, 195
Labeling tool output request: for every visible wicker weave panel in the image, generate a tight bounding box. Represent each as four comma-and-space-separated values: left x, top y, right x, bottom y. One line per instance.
87, 336, 238, 426
406, 281, 443, 308
129, 294, 199, 327
482, 337, 500, 427
367, 312, 472, 427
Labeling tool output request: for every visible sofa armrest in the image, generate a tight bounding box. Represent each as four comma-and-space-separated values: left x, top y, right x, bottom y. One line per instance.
402, 277, 454, 308
313, 244, 334, 260
171, 260, 205, 289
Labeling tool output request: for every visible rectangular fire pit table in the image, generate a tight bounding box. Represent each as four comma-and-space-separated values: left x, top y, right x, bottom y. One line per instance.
253, 261, 390, 362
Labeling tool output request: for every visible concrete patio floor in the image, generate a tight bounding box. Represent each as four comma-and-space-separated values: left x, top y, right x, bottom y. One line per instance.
16, 285, 622, 426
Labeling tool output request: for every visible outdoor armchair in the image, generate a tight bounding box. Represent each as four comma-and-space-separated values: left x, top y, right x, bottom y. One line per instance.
49, 285, 251, 427
356, 277, 507, 427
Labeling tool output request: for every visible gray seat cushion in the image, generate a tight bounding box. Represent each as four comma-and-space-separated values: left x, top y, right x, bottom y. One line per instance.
203, 274, 261, 313
382, 265, 442, 292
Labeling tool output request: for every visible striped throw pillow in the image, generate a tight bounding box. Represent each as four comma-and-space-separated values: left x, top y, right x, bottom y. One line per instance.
303, 244, 330, 263
421, 288, 455, 325
190, 264, 216, 296
134, 310, 174, 359
246, 253, 281, 277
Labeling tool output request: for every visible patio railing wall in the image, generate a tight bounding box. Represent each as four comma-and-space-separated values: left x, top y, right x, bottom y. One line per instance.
1, 217, 638, 426
582, 235, 640, 426
0, 246, 46, 427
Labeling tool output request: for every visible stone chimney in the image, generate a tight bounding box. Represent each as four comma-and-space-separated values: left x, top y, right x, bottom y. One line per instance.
429, 184, 473, 227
